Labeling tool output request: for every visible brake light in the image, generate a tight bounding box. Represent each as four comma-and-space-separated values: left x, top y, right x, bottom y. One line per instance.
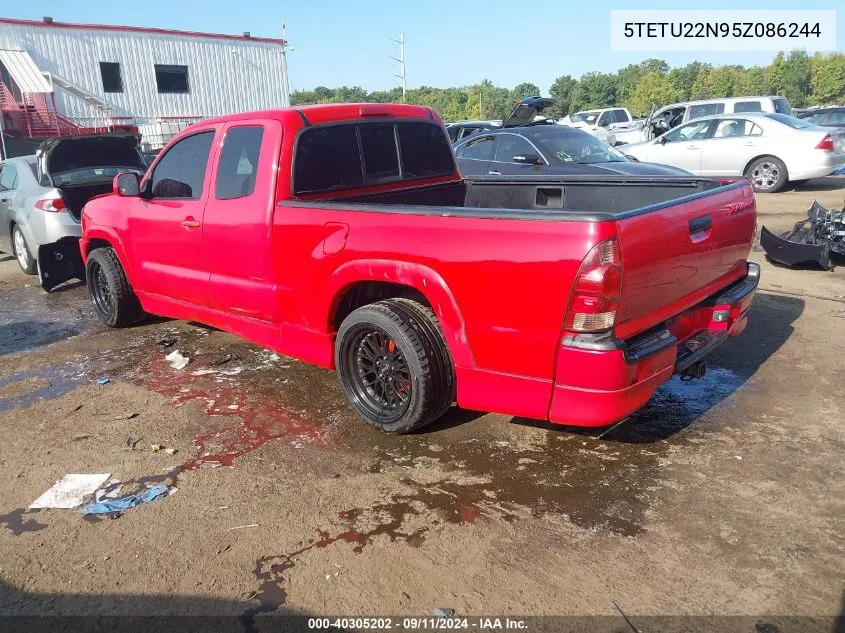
34, 197, 66, 212
815, 134, 834, 151
563, 238, 623, 332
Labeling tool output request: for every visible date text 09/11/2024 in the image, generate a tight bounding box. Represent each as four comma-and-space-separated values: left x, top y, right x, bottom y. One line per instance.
307, 617, 528, 630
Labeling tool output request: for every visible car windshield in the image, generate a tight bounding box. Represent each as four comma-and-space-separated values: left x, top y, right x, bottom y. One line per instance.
570, 111, 599, 124
530, 128, 627, 164
764, 113, 815, 129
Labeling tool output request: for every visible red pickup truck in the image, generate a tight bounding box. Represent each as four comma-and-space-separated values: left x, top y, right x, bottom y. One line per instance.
71, 103, 758, 433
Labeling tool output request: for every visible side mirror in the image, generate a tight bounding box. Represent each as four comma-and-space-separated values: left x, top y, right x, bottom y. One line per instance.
513, 153, 544, 165
625, 154, 640, 162
113, 172, 140, 197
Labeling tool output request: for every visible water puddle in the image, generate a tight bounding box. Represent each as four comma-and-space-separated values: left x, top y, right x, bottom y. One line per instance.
0, 362, 89, 412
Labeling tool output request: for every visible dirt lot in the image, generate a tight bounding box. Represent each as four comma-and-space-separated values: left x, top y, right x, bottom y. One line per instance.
1, 179, 843, 632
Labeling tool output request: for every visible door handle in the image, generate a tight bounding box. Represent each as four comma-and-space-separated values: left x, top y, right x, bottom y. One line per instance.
181, 218, 200, 228
488, 170, 501, 175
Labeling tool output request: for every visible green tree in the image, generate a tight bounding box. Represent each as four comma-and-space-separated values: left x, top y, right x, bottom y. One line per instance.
617, 59, 669, 104
704, 66, 737, 98
511, 82, 541, 100
744, 67, 767, 95
768, 50, 812, 107
668, 62, 711, 101
809, 53, 845, 105
690, 67, 711, 99
571, 72, 618, 111
548, 75, 577, 118
627, 71, 683, 116
476, 79, 513, 120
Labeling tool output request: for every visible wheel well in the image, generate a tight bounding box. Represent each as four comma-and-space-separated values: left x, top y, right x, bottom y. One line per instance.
743, 154, 785, 176
332, 281, 431, 331
85, 238, 112, 254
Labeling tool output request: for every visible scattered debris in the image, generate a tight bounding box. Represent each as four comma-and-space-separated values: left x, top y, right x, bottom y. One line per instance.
226, 523, 260, 532
69, 404, 83, 413
734, 455, 743, 460
81, 483, 171, 516
71, 434, 91, 442
123, 437, 140, 451
114, 412, 139, 421
156, 336, 177, 348
613, 600, 643, 633
151, 444, 163, 452
760, 200, 845, 270
210, 354, 236, 366
165, 448, 177, 455
217, 544, 231, 555
96, 378, 111, 385
435, 608, 454, 618
150, 444, 178, 455
29, 473, 111, 509
165, 350, 190, 370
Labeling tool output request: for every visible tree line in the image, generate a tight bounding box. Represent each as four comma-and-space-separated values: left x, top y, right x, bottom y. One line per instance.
290, 51, 845, 122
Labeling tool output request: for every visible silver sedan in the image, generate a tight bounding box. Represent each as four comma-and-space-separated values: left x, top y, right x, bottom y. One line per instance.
622, 112, 845, 192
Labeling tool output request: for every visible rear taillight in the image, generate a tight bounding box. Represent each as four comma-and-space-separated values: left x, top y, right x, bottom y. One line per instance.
34, 197, 66, 212
563, 237, 622, 333
815, 134, 834, 151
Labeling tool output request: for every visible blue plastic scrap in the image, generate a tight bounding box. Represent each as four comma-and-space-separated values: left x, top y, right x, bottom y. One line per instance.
96, 378, 110, 385
80, 484, 170, 516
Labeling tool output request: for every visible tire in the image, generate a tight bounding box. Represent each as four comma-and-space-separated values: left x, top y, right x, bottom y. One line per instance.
745, 156, 788, 193
12, 225, 37, 275
85, 247, 145, 327
335, 300, 454, 434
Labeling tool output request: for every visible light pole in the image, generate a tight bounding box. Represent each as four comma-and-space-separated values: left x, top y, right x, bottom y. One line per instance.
389, 31, 406, 102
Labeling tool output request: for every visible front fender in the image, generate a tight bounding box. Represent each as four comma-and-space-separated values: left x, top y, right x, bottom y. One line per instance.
326, 259, 474, 368
82, 227, 137, 288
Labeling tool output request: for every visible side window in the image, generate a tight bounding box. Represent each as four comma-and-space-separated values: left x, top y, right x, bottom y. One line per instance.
689, 103, 725, 119
457, 135, 495, 160
829, 112, 845, 125
614, 109, 630, 123
493, 135, 539, 163
215, 126, 264, 200
294, 125, 363, 194
664, 120, 711, 143
597, 111, 612, 127
773, 98, 792, 115
0, 164, 18, 191
359, 123, 399, 182
446, 127, 459, 142
734, 101, 762, 113
713, 119, 760, 138
150, 131, 215, 199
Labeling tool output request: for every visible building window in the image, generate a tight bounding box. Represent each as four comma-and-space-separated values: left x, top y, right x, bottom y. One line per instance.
99, 62, 123, 93
154, 64, 190, 94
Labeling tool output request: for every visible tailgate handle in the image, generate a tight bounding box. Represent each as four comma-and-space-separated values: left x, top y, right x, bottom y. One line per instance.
689, 215, 711, 234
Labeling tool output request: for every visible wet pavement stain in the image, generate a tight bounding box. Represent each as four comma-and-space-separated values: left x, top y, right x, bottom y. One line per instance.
0, 362, 90, 412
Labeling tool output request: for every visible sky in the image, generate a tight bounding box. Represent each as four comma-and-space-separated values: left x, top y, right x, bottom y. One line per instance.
5, 1, 844, 94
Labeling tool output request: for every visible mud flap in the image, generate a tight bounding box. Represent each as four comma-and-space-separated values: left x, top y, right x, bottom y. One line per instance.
759, 226, 831, 270
38, 237, 85, 292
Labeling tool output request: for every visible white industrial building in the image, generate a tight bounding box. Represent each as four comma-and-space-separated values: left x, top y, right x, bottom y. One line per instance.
0, 17, 289, 155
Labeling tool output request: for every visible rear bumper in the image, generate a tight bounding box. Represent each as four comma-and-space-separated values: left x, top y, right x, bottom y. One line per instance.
548, 261, 759, 427
789, 152, 845, 180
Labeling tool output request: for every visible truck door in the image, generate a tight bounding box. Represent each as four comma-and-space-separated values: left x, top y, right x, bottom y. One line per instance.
126, 128, 217, 306
203, 120, 282, 322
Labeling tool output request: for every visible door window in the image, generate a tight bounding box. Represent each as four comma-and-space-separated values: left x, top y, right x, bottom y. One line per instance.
597, 111, 613, 127
664, 120, 712, 143
215, 126, 264, 200
773, 98, 792, 115
150, 131, 215, 199
0, 164, 18, 191
493, 135, 540, 163
712, 119, 763, 138
734, 101, 762, 113
689, 103, 725, 119
457, 135, 495, 160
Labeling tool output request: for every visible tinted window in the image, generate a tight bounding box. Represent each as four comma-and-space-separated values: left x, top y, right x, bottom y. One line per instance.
827, 111, 845, 125
447, 126, 459, 142
99, 62, 123, 93
664, 120, 711, 143
150, 131, 215, 199
359, 124, 399, 181
0, 164, 17, 191
597, 111, 613, 127
457, 135, 495, 160
294, 126, 363, 194
689, 103, 725, 119
397, 122, 455, 178
613, 109, 630, 123
734, 101, 762, 113
493, 134, 538, 163
773, 98, 793, 115
764, 113, 814, 129
215, 126, 264, 200
155, 64, 190, 94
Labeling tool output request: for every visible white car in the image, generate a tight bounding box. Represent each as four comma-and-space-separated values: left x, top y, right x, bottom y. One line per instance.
621, 113, 845, 192
559, 108, 630, 146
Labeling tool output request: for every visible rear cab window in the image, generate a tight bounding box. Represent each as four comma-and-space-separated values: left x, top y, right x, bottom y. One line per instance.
215, 126, 264, 199
734, 101, 762, 113
293, 120, 454, 195
689, 103, 725, 119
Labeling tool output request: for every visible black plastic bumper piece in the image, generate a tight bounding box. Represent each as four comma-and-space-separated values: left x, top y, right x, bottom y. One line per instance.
38, 237, 85, 293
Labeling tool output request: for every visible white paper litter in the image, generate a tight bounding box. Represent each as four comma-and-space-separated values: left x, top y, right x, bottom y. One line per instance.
29, 473, 111, 509
166, 350, 190, 370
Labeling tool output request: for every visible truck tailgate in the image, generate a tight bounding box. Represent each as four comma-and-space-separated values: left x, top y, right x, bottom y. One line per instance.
614, 181, 757, 340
